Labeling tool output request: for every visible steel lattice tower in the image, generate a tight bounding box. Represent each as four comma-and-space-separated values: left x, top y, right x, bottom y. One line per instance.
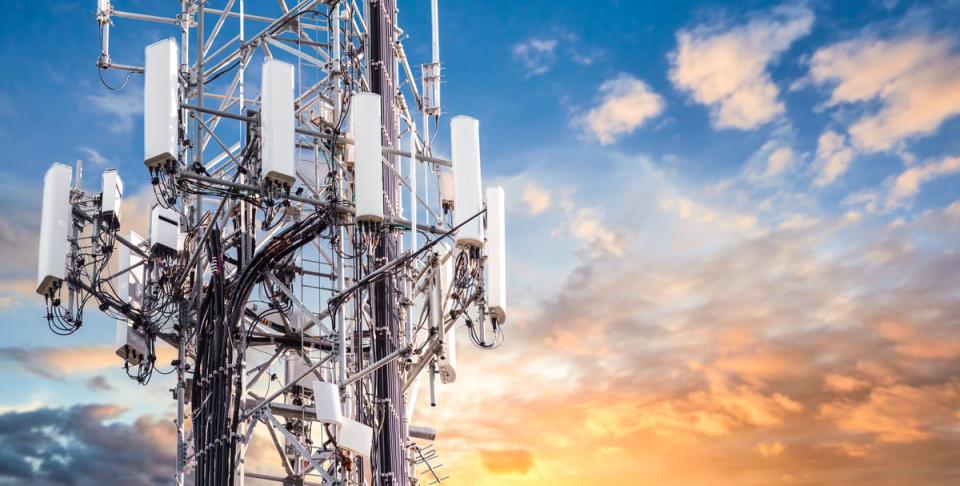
33, 1, 509, 485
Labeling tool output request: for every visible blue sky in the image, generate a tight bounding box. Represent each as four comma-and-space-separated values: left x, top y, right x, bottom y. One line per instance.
1, 1, 960, 484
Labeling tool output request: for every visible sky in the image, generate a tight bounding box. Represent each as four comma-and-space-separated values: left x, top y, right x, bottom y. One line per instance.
1, 0, 960, 484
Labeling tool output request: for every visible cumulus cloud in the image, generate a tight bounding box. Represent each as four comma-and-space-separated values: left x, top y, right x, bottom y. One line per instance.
511, 38, 558, 77
0, 404, 176, 485
809, 34, 960, 152
669, 5, 814, 130
578, 74, 664, 144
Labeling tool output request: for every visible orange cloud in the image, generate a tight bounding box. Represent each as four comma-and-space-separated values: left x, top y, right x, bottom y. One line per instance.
412, 184, 960, 485
819, 382, 960, 444
477, 449, 534, 475
755, 441, 785, 458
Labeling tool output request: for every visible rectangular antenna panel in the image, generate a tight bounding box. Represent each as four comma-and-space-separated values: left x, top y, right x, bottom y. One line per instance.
144, 38, 179, 169
116, 231, 144, 308
100, 169, 123, 227
451, 116, 484, 247
312, 381, 344, 427
438, 254, 457, 383
36, 163, 73, 296
285, 355, 316, 387
486, 186, 506, 324
353, 92, 384, 222
261, 60, 296, 186
115, 320, 147, 365
439, 170, 455, 209
150, 205, 180, 253
338, 418, 373, 458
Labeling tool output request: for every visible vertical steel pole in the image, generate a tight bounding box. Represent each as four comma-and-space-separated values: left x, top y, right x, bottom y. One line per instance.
175, 4, 190, 485
368, 0, 407, 483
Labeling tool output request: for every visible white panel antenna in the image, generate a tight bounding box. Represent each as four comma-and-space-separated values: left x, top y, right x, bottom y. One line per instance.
115, 320, 147, 365
338, 418, 374, 459
100, 169, 123, 228
451, 116, 483, 247
144, 39, 179, 169
41, 2, 510, 483
438, 255, 457, 383
485, 186, 507, 324
150, 205, 180, 254
313, 381, 344, 427
115, 231, 144, 308
353, 92, 384, 222
36, 163, 72, 296
261, 60, 296, 187
439, 169, 454, 211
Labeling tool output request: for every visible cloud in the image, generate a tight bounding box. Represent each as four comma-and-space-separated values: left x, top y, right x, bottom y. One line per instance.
511, 38, 558, 77
877, 321, 960, 360
0, 177, 42, 281
813, 130, 856, 186
415, 151, 960, 484
477, 449, 534, 475
819, 382, 960, 444
0, 346, 120, 380
668, 5, 813, 130
78, 146, 110, 167
755, 441, 785, 458
521, 184, 551, 215
809, 34, 960, 152
0, 404, 176, 485
566, 207, 625, 257
85, 85, 143, 134
0, 279, 36, 309
824, 373, 870, 393
578, 74, 664, 144
86, 375, 114, 391
762, 147, 795, 179
888, 156, 960, 207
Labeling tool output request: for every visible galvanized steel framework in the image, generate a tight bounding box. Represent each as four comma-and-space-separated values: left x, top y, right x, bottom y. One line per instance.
40, 1, 504, 485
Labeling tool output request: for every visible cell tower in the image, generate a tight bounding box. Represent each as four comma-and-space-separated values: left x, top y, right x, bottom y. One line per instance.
35, 1, 507, 485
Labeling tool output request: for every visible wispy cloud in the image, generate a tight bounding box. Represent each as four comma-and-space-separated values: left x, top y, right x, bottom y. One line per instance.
78, 146, 110, 167
813, 130, 856, 186
512, 38, 559, 77
85, 85, 143, 134
86, 375, 115, 391
0, 346, 119, 379
669, 5, 814, 130
888, 156, 960, 208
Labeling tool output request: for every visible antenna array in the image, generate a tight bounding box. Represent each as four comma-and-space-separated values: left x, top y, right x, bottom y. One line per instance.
35, 1, 508, 485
